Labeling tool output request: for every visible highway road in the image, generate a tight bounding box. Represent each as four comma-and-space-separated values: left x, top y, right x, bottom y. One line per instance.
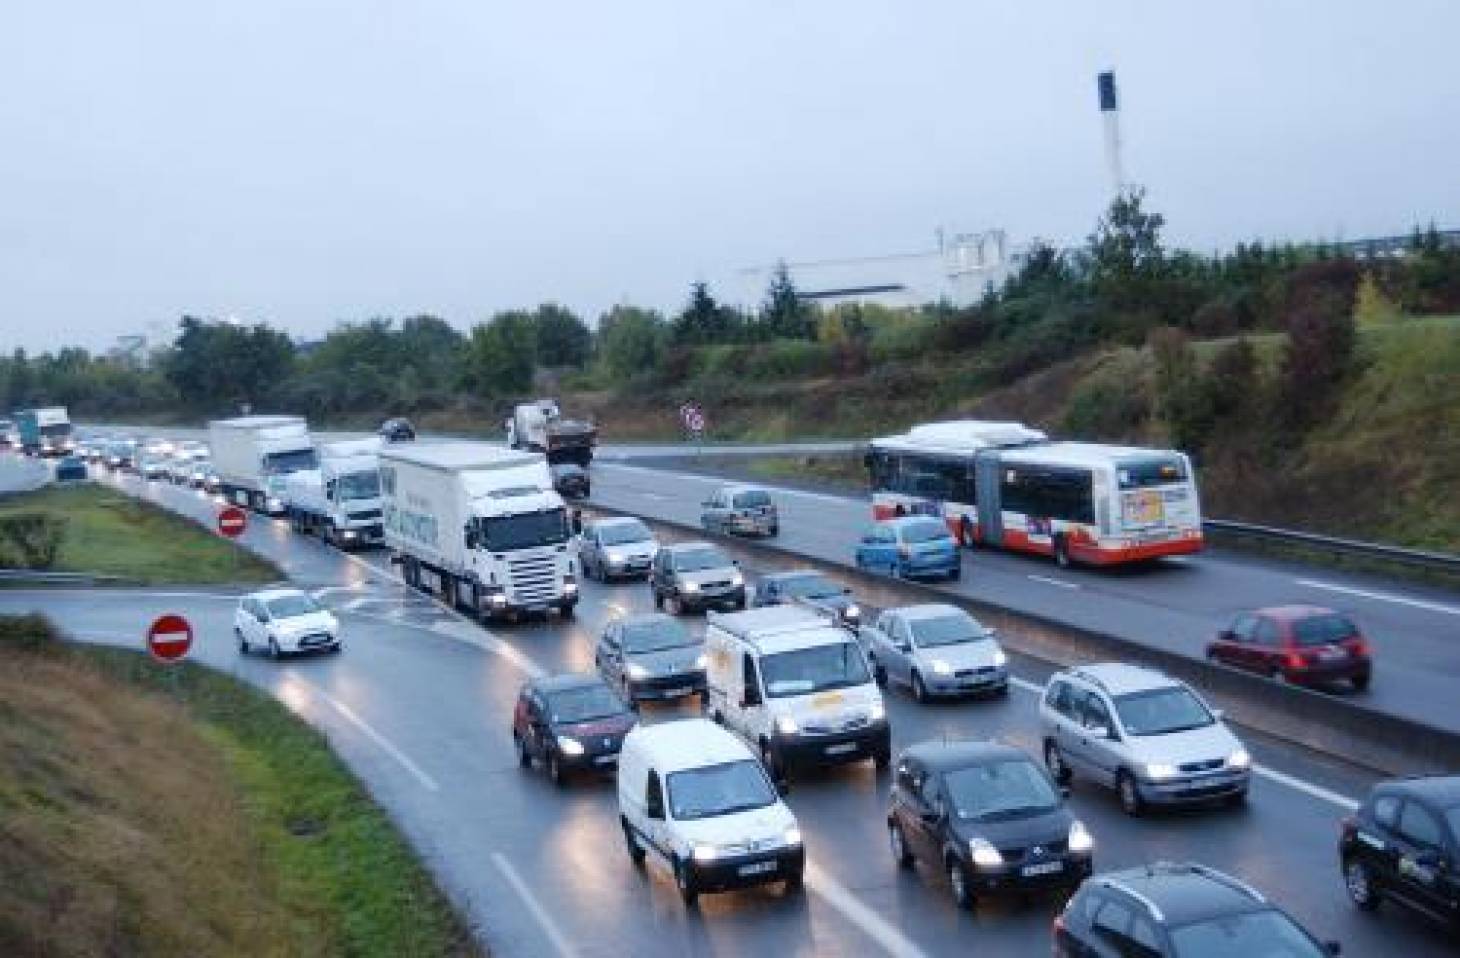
3, 455, 1457, 956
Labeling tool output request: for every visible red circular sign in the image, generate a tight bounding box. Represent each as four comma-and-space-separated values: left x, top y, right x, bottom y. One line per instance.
217, 505, 248, 538
147, 613, 193, 664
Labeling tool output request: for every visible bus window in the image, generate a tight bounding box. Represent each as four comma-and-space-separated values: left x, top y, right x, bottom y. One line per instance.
1000, 467, 1095, 524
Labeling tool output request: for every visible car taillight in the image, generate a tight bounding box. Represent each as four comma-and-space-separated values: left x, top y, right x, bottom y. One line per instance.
1346, 638, 1370, 658
1286, 650, 1305, 670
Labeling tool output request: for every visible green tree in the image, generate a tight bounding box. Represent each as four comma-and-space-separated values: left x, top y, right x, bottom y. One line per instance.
1353, 272, 1401, 326
1149, 326, 1211, 452
760, 261, 815, 340
672, 282, 740, 345
462, 311, 537, 397
532, 303, 591, 368
595, 306, 666, 380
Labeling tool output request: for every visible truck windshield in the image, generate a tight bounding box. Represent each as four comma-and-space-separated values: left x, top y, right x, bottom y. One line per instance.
40, 424, 72, 437
337, 471, 380, 500
762, 642, 871, 697
482, 508, 569, 551
263, 449, 319, 474
668, 760, 777, 821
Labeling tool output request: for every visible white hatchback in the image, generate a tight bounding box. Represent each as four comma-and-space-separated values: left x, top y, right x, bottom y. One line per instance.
235, 588, 341, 658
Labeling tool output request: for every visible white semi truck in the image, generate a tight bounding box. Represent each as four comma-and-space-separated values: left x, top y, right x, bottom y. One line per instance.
505, 399, 597, 466
380, 442, 579, 620
283, 437, 385, 549
208, 415, 318, 515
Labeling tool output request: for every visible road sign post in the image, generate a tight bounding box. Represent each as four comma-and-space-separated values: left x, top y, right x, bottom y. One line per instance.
146, 613, 193, 665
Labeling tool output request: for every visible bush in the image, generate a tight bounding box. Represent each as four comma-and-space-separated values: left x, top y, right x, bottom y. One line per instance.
0, 613, 63, 652
0, 513, 67, 569
744, 339, 834, 380
1062, 352, 1151, 440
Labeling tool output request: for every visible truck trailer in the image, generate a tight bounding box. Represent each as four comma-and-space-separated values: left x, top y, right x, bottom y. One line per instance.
284, 437, 385, 549
380, 441, 578, 620
208, 415, 317, 515
505, 399, 596, 466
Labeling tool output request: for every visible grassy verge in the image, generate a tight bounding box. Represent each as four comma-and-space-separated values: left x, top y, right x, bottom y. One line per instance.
0, 483, 279, 584
742, 453, 869, 493
0, 614, 481, 957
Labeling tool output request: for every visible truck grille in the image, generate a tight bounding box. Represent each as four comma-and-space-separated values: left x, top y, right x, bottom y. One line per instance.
348, 508, 382, 520
508, 553, 559, 604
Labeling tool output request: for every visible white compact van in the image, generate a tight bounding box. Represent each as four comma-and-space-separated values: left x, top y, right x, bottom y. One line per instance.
618, 718, 803, 906
705, 606, 890, 782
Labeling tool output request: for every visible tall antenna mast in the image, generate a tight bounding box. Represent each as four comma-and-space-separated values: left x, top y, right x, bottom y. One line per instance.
1097, 70, 1126, 195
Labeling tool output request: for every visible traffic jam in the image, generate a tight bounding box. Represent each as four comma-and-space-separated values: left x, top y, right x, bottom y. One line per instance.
16, 408, 1460, 956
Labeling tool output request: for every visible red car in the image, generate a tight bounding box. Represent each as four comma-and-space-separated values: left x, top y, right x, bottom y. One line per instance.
1207, 605, 1372, 691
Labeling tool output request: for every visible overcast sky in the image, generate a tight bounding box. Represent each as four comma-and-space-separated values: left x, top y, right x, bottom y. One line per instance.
3, 1, 1458, 352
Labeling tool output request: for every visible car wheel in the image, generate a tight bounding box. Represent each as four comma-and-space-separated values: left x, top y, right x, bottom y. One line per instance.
548, 752, 565, 787
675, 858, 699, 907
653, 589, 664, 611
948, 565, 961, 582
871, 659, 888, 688
783, 866, 803, 893
1344, 857, 1380, 910
959, 516, 974, 549
515, 732, 532, 768
1351, 673, 1371, 693
912, 672, 930, 704
1224, 789, 1248, 808
667, 594, 683, 616
622, 819, 646, 867
1045, 740, 1072, 785
948, 858, 975, 909
1117, 770, 1144, 816
769, 524, 779, 537
328, 641, 342, 654
760, 739, 784, 785
235, 628, 249, 654
268, 637, 282, 661
888, 822, 914, 868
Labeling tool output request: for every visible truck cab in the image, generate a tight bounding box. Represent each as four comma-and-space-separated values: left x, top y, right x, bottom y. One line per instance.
704, 606, 890, 783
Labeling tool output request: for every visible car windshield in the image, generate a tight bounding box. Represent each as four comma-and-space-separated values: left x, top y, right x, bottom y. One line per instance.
1169, 909, 1328, 957
1117, 457, 1188, 489
674, 546, 730, 572
266, 593, 321, 619
778, 574, 841, 599
621, 618, 696, 653
481, 508, 570, 551
262, 448, 319, 474
1114, 687, 1214, 736
1292, 613, 1358, 646
944, 759, 1060, 821
901, 519, 952, 543
598, 520, 652, 546
762, 642, 870, 697
911, 613, 988, 648
668, 759, 777, 821
733, 490, 771, 508
546, 684, 624, 724
338, 470, 380, 500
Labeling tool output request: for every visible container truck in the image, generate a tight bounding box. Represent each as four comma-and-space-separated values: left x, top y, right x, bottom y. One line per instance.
284, 437, 385, 549
15, 407, 74, 457
208, 415, 317, 515
380, 442, 578, 620
505, 399, 596, 466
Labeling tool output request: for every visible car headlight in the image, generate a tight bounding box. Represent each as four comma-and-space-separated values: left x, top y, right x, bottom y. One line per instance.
868, 701, 886, 722
606, 550, 625, 565
682, 580, 700, 593
775, 715, 799, 735
844, 604, 861, 620
1145, 762, 1179, 781
992, 648, 1008, 667
969, 838, 1003, 868
730, 572, 744, 587
564, 580, 579, 594
1068, 820, 1094, 854
556, 736, 584, 756
266, 497, 283, 511
783, 826, 802, 847
930, 659, 953, 676
626, 662, 650, 680
692, 844, 718, 862
694, 653, 708, 670
1226, 749, 1251, 770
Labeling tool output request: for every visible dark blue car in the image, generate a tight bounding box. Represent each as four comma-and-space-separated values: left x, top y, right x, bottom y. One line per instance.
855, 516, 961, 582
54, 455, 88, 483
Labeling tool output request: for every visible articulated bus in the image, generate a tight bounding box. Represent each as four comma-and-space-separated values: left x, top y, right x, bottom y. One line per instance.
866, 421, 1203, 566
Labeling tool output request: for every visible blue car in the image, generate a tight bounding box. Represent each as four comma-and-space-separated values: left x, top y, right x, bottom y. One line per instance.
54, 455, 88, 483
854, 516, 961, 582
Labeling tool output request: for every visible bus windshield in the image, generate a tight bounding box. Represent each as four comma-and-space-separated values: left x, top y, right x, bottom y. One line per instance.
481, 508, 570, 551
1117, 457, 1188, 489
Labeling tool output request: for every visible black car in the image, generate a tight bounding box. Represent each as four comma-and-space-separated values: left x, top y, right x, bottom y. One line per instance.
551, 462, 591, 500
887, 741, 1093, 908
649, 542, 746, 615
377, 417, 416, 442
511, 674, 637, 786
753, 570, 863, 628
1340, 774, 1460, 930
1055, 862, 1340, 956
595, 613, 707, 704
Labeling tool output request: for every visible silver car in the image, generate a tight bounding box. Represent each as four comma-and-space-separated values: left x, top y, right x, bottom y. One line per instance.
860, 604, 1008, 702
579, 516, 659, 581
701, 484, 779, 537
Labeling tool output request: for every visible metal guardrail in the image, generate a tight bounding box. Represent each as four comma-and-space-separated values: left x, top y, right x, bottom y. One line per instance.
1203, 519, 1460, 572
0, 569, 131, 586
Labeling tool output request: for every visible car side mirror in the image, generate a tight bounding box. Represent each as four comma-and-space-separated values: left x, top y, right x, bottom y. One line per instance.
895, 640, 911, 653
1415, 849, 1443, 869
742, 686, 762, 708
1087, 723, 1112, 740
776, 781, 790, 797
1059, 785, 1071, 799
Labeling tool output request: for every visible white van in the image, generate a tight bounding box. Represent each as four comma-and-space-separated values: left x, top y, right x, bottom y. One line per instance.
617, 718, 803, 906
705, 606, 890, 782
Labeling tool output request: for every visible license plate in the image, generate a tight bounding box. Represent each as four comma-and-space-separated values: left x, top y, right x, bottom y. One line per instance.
738, 861, 778, 877
825, 742, 857, 756
1022, 861, 1063, 877
528, 604, 547, 613
813, 691, 845, 707
594, 754, 618, 766
1317, 647, 1345, 661
664, 687, 691, 697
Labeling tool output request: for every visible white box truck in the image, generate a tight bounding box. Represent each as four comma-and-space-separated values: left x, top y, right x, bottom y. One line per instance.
16, 406, 74, 456
380, 441, 578, 620
284, 437, 384, 549
208, 415, 317, 515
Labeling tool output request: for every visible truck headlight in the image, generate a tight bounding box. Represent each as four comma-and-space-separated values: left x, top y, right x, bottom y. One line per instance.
682, 581, 700, 593
692, 844, 718, 862
266, 497, 283, 512
730, 572, 744, 587
564, 580, 578, 595
775, 715, 799, 735
969, 838, 1003, 868
930, 659, 953, 676
1068, 820, 1094, 854
783, 826, 802, 847
1145, 762, 1178, 781
844, 604, 861, 621
1226, 749, 1251, 770
992, 648, 1008, 667
626, 663, 650, 680
556, 736, 584, 756
694, 654, 708, 670
606, 550, 625, 565
868, 701, 886, 722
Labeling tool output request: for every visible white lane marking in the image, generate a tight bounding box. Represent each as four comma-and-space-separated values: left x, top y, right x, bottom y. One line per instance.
636, 491, 671, 501
806, 863, 928, 958
286, 677, 439, 792
1027, 574, 1080, 590
491, 852, 578, 958
1005, 676, 1359, 810
1296, 578, 1460, 617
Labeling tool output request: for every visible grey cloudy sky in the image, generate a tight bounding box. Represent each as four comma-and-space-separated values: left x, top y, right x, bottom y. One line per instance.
3, 1, 1457, 352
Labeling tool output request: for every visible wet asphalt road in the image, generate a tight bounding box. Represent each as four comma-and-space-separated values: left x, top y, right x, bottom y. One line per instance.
3, 459, 1457, 956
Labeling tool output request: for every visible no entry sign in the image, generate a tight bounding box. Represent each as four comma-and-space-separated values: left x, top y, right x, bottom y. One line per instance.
217, 505, 248, 538
146, 613, 193, 664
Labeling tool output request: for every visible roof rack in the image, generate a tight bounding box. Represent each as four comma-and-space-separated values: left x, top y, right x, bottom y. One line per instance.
1068, 667, 1110, 692
1188, 863, 1265, 903
1097, 877, 1165, 922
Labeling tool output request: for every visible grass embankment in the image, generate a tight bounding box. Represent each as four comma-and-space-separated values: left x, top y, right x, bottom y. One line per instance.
0, 614, 481, 957
0, 483, 279, 584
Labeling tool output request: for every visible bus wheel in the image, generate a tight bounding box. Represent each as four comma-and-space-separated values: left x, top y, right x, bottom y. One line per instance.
1053, 535, 1071, 568
959, 517, 974, 548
